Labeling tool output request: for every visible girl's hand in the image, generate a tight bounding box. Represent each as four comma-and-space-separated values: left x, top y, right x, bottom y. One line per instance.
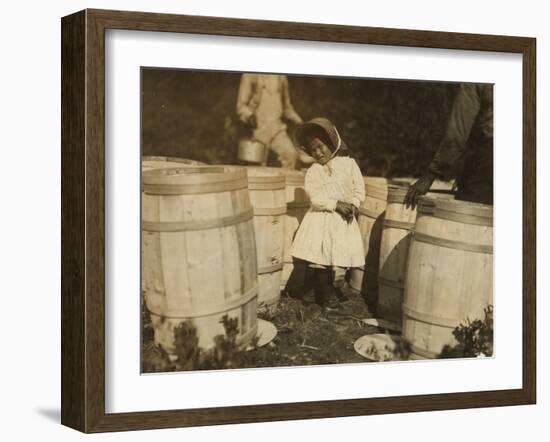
347, 205, 358, 223
336, 201, 354, 222
351, 204, 359, 220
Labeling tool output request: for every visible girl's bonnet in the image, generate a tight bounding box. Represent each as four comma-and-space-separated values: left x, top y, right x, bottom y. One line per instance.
294, 117, 351, 158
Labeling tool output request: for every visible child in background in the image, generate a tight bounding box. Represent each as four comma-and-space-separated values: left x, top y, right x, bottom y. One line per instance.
290, 118, 365, 315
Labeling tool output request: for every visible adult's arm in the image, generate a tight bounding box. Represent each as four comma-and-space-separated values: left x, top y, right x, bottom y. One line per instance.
428, 84, 481, 180
281, 76, 303, 125
405, 85, 481, 209
236, 74, 256, 124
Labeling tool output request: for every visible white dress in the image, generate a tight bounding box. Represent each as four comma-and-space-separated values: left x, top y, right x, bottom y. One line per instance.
290, 156, 366, 268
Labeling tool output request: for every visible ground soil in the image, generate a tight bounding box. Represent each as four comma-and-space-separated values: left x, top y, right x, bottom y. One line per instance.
141, 285, 399, 373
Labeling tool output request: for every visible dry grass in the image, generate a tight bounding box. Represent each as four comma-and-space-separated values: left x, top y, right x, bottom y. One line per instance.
142, 286, 399, 373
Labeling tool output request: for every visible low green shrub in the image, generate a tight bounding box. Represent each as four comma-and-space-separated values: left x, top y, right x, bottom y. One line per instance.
142, 315, 258, 372
439, 305, 494, 359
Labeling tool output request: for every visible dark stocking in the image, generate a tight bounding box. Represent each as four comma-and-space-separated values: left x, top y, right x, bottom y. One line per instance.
312, 268, 334, 307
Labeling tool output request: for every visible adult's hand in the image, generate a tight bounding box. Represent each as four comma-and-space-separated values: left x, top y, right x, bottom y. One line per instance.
404, 173, 437, 209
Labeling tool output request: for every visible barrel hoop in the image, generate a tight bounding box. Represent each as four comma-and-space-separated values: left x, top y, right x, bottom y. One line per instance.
435, 198, 493, 219
147, 286, 258, 319
383, 219, 415, 231
378, 276, 404, 290
358, 206, 384, 219
248, 180, 285, 191
247, 174, 285, 182
236, 322, 259, 347
365, 185, 388, 201
284, 176, 305, 186
258, 262, 284, 274
258, 294, 281, 308
432, 208, 493, 226
142, 177, 249, 195
410, 344, 439, 359
402, 303, 460, 329
287, 201, 310, 209
142, 208, 253, 232
386, 193, 408, 204
417, 201, 436, 216
412, 231, 493, 254
253, 206, 287, 216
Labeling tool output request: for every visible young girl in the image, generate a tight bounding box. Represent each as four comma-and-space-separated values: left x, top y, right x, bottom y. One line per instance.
291, 117, 365, 314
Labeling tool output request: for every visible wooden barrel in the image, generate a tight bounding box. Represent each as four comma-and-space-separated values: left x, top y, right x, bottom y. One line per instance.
377, 185, 416, 324
403, 197, 493, 359
141, 166, 258, 355
242, 167, 286, 309
281, 170, 309, 289
349, 177, 388, 313
142, 155, 205, 171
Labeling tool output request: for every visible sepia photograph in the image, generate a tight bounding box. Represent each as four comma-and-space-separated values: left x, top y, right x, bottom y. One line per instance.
140, 68, 494, 373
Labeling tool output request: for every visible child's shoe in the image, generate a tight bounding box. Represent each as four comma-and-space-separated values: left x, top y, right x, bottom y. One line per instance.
313, 268, 352, 316
323, 297, 352, 317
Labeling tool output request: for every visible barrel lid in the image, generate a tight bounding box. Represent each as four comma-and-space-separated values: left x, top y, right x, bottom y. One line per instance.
142, 155, 205, 165
142, 165, 247, 186
388, 177, 415, 187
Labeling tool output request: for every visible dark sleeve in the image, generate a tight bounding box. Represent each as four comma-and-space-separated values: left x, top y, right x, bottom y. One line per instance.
428, 84, 481, 180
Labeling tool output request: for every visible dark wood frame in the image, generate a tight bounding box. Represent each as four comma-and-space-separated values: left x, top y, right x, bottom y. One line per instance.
61, 8, 536, 433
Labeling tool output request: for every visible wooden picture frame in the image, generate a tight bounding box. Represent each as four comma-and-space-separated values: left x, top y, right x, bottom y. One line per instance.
61, 8, 536, 433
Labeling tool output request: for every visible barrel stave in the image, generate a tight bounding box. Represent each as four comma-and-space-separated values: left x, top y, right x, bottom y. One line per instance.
281, 170, 309, 290
349, 177, 388, 301
241, 167, 286, 309
377, 186, 415, 323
